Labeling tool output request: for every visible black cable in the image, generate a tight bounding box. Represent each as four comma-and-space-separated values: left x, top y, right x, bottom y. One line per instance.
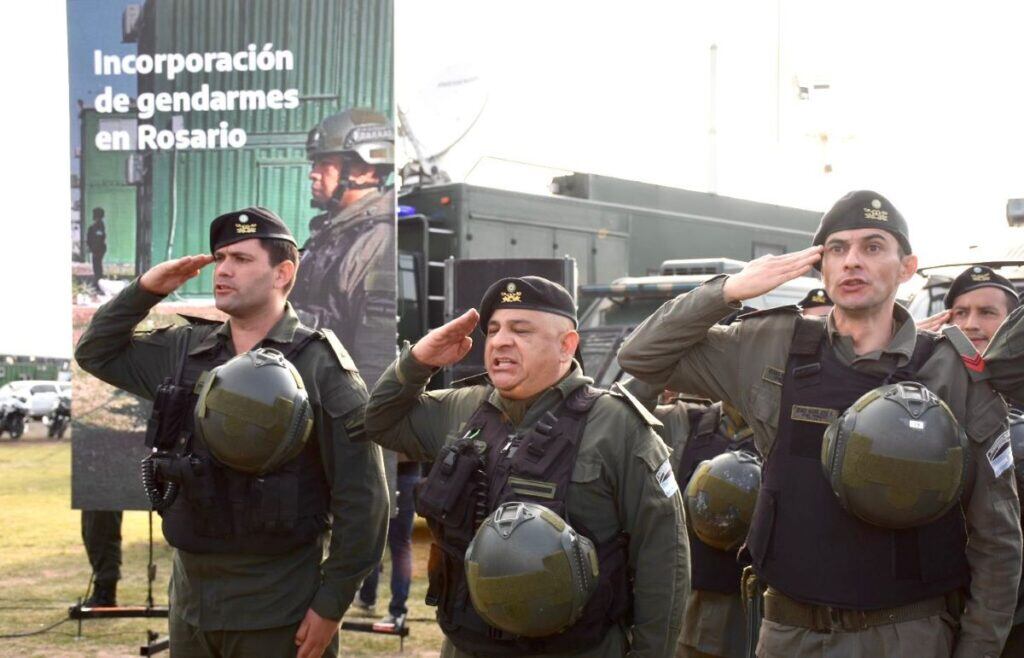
0, 617, 69, 639
0, 606, 67, 611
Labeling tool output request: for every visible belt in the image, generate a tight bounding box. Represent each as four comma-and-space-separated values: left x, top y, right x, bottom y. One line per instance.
763, 588, 949, 633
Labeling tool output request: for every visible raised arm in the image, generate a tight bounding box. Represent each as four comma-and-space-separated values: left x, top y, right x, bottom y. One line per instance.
618, 248, 821, 404
365, 310, 482, 461
75, 255, 214, 399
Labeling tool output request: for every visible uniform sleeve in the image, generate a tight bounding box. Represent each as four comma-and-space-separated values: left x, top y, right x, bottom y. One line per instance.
309, 367, 390, 621
309, 222, 392, 335
617, 276, 744, 405
983, 305, 1024, 406
74, 277, 178, 400
618, 420, 690, 658
363, 343, 466, 462
954, 387, 1022, 658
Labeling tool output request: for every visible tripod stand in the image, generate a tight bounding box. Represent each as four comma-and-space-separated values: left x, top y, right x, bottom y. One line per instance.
68, 510, 170, 655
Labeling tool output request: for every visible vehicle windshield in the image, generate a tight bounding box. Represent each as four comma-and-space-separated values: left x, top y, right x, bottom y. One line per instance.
579, 297, 669, 330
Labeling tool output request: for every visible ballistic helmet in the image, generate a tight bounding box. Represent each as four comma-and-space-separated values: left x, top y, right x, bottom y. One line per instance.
465, 502, 598, 638
684, 450, 762, 551
306, 109, 394, 165
193, 349, 313, 475
821, 382, 968, 529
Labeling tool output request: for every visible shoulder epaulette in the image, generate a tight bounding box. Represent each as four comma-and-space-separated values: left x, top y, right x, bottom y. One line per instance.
177, 313, 223, 326
318, 329, 359, 372
451, 371, 491, 389
737, 305, 801, 321
610, 382, 663, 428
939, 325, 989, 382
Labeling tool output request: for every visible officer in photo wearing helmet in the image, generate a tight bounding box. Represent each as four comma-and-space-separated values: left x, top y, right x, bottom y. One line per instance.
290, 108, 396, 388
364, 275, 689, 657
75, 207, 389, 658
618, 190, 1022, 657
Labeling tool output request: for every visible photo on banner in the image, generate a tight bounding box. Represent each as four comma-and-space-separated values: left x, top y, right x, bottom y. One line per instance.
69, 0, 396, 511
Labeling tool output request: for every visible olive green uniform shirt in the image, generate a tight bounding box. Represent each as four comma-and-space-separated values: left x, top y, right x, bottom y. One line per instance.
618, 276, 1022, 658
364, 345, 689, 658
622, 378, 745, 658
74, 279, 389, 630
653, 402, 745, 658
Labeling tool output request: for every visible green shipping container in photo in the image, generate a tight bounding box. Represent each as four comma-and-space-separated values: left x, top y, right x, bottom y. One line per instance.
132, 0, 393, 296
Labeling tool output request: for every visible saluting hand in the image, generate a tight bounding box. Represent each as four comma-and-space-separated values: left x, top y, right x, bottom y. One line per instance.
916, 309, 951, 333
411, 309, 479, 368
722, 246, 823, 303
138, 254, 215, 296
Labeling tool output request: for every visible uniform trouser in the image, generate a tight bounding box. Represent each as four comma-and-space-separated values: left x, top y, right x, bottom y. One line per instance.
677, 590, 746, 658
357, 471, 418, 616
169, 612, 339, 658
91, 251, 104, 287
439, 623, 630, 657
81, 510, 122, 585
755, 615, 957, 658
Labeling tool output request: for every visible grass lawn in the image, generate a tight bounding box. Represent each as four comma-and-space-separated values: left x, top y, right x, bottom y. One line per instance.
0, 427, 444, 657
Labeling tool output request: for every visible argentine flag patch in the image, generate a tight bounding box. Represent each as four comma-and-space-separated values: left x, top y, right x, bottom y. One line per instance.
656, 459, 679, 498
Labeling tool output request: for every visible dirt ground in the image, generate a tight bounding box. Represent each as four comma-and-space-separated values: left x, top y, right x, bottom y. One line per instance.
0, 431, 444, 657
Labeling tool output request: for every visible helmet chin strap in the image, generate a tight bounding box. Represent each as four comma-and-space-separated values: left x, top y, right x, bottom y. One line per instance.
310, 170, 380, 211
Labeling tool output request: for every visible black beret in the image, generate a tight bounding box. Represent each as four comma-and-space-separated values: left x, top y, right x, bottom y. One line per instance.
798, 287, 833, 309
812, 191, 911, 262
478, 276, 577, 330
209, 206, 297, 252
944, 265, 1020, 310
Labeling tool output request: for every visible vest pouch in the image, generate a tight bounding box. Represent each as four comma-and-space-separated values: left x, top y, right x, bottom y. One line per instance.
180, 457, 231, 538
425, 541, 445, 607
250, 469, 299, 533
512, 413, 574, 480
417, 440, 482, 535
916, 513, 970, 583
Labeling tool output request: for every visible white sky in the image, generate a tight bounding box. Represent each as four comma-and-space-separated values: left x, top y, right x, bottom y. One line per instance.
3, 1, 1024, 359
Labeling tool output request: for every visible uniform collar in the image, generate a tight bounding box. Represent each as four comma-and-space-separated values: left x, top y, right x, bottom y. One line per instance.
327, 188, 389, 227
188, 302, 300, 356
486, 360, 592, 428
825, 303, 917, 364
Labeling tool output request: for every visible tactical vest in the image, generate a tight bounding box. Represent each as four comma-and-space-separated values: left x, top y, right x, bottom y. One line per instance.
158, 324, 331, 555
416, 384, 632, 656
674, 402, 753, 594
745, 318, 970, 609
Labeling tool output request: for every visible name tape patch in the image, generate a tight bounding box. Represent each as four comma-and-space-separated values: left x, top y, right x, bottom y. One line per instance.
656, 459, 679, 498
762, 366, 785, 386
988, 429, 1013, 479
790, 405, 839, 426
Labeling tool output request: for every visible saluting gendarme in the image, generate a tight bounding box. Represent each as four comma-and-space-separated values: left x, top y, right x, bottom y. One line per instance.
618, 190, 1023, 657
74, 207, 389, 658
365, 275, 689, 657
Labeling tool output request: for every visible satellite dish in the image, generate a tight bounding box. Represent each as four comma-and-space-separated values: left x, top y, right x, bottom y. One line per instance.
398, 64, 488, 189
